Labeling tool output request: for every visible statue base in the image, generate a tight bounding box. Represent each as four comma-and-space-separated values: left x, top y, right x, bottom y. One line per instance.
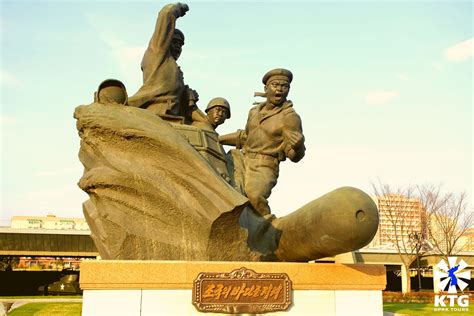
80, 260, 386, 315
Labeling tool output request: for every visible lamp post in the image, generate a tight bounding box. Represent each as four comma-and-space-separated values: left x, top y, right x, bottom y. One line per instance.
409, 232, 423, 292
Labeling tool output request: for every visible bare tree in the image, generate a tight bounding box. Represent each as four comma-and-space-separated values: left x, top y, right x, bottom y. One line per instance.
372, 182, 426, 293
418, 185, 473, 261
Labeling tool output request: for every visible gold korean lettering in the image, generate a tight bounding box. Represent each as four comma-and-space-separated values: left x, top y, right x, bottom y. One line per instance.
270, 284, 283, 300
243, 285, 255, 297
221, 286, 232, 299
252, 285, 262, 297
229, 283, 247, 301
213, 284, 224, 299
260, 284, 274, 300
202, 284, 216, 299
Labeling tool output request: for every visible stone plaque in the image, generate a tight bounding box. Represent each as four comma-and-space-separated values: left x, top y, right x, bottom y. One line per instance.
192, 267, 292, 314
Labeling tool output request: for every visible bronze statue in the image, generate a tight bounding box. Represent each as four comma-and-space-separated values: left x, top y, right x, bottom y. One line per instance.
220, 69, 305, 216
127, 3, 212, 130
74, 3, 379, 262
205, 97, 231, 130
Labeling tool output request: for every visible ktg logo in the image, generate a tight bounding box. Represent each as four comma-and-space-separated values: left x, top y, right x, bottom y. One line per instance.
433, 257, 471, 312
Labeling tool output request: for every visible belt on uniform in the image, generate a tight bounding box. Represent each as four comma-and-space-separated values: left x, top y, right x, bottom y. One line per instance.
244, 152, 278, 161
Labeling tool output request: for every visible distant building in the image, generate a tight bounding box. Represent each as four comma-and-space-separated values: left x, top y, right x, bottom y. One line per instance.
17, 257, 82, 271
366, 196, 473, 254
10, 214, 89, 231
3, 215, 93, 271
460, 228, 474, 251
368, 194, 424, 249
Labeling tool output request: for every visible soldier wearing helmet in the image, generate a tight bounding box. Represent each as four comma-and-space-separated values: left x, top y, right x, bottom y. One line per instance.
205, 97, 231, 130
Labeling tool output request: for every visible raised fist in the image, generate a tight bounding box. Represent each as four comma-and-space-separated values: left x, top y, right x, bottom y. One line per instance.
176, 3, 189, 17
286, 145, 297, 161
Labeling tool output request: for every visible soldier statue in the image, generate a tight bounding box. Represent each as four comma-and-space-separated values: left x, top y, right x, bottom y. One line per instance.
127, 3, 212, 130
75, 3, 379, 263
220, 68, 305, 216
205, 97, 231, 130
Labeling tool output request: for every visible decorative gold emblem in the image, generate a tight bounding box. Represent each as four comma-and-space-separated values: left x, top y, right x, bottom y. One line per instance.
192, 267, 292, 314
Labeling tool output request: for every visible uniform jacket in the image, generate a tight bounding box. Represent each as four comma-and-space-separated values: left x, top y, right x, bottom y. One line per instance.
242, 101, 305, 162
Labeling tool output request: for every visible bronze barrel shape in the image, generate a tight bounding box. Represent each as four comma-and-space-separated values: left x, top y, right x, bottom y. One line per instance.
273, 187, 379, 261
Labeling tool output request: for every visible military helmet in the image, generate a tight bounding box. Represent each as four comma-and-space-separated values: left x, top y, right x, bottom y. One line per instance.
205, 97, 231, 118
96, 79, 128, 105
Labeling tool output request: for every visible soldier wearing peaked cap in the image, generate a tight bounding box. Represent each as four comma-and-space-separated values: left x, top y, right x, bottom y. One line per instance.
205, 97, 231, 130
220, 68, 305, 217
262, 68, 293, 85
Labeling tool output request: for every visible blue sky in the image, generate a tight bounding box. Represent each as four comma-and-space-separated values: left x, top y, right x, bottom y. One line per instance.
0, 0, 472, 224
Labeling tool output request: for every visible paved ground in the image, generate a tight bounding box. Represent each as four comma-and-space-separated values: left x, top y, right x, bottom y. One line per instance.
0, 298, 82, 315
1, 299, 406, 316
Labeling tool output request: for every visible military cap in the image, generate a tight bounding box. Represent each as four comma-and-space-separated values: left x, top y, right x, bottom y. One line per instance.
173, 29, 185, 44
262, 68, 293, 85
205, 97, 231, 118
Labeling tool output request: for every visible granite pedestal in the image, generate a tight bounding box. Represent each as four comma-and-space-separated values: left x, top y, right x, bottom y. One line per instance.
80, 260, 386, 315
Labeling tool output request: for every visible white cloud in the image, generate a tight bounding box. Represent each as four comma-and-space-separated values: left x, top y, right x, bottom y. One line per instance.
85, 14, 144, 91
96, 30, 144, 69
112, 46, 144, 74
396, 73, 408, 81
96, 31, 144, 93
365, 91, 399, 105
27, 186, 75, 199
3, 180, 87, 220
444, 38, 473, 62
19, 185, 87, 217
34, 166, 81, 177
0, 69, 21, 87
431, 61, 443, 71
0, 115, 17, 124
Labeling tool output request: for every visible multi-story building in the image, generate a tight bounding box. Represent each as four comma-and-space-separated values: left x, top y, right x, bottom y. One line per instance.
460, 228, 474, 251
5, 215, 92, 271
16, 257, 83, 270
368, 194, 424, 249
10, 214, 89, 231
